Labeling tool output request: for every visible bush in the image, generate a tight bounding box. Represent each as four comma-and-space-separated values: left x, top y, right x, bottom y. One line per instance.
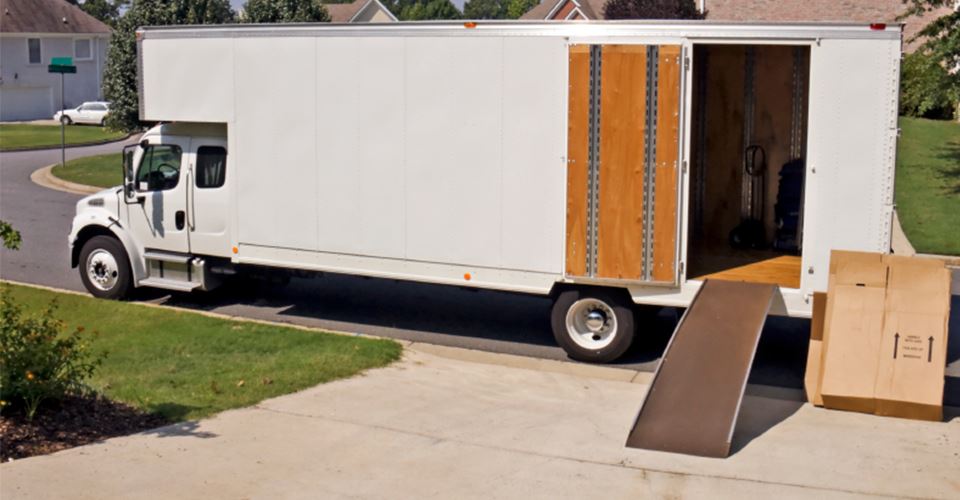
0, 291, 104, 421
899, 51, 958, 120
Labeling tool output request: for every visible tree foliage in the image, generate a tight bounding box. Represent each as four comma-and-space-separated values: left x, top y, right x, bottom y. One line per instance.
102, 0, 235, 132
901, 0, 959, 119
381, 0, 461, 20
505, 0, 536, 19
0, 221, 21, 251
900, 51, 957, 119
241, 0, 331, 22
79, 0, 127, 26
463, 0, 506, 19
603, 0, 703, 20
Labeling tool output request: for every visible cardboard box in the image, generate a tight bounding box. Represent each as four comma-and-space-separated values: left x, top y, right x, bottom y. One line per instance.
804, 292, 827, 406
874, 256, 952, 421
813, 251, 950, 421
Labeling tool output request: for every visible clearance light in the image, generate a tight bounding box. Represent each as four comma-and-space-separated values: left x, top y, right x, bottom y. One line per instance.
870, 23, 887, 30
464, 273, 472, 281
232, 246, 239, 254
464, 22, 477, 28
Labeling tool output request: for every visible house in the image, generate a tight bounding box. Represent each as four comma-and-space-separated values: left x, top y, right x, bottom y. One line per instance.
0, 0, 110, 121
325, 0, 397, 23
701, 0, 956, 51
519, 0, 604, 20
520, 0, 954, 51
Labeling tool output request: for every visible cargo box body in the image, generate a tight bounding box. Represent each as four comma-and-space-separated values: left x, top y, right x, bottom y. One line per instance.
124, 22, 902, 317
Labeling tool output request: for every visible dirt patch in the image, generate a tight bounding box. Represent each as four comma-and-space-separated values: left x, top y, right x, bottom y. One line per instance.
1, 395, 167, 461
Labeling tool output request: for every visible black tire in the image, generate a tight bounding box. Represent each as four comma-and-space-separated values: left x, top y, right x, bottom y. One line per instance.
551, 288, 636, 363
60, 115, 72, 125
78, 235, 133, 300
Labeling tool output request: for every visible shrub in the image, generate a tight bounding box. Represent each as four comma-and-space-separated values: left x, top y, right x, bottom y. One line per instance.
900, 51, 958, 120
0, 291, 104, 421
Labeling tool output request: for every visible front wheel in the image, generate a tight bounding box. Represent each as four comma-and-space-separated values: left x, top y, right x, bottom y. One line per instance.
60, 115, 72, 125
79, 236, 132, 300
551, 288, 636, 363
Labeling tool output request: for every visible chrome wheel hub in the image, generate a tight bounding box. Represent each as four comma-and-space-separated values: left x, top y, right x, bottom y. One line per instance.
565, 298, 618, 350
86, 249, 119, 291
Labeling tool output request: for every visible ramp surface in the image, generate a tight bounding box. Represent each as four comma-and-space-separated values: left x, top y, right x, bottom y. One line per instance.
626, 279, 777, 457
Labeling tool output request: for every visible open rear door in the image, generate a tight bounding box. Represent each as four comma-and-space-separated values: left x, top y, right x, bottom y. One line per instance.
566, 44, 684, 284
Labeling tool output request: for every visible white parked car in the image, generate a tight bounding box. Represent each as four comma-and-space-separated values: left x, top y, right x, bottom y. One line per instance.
54, 101, 110, 126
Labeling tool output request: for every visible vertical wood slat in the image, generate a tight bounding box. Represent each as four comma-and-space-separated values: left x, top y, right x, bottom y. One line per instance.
565, 45, 591, 277
652, 45, 682, 282
597, 45, 647, 280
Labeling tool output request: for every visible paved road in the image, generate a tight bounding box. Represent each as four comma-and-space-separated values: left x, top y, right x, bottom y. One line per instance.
1, 142, 958, 397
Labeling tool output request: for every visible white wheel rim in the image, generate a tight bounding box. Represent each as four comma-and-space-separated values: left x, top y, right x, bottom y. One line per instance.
565, 298, 618, 350
86, 249, 119, 291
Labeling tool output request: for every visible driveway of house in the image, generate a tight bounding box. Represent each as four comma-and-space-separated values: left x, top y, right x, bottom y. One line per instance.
3, 345, 958, 499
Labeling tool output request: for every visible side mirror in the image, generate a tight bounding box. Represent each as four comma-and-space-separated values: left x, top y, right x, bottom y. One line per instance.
122, 145, 142, 204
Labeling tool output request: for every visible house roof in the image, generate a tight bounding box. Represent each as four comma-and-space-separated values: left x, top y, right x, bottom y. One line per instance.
0, 0, 110, 34
520, 0, 605, 20
703, 0, 954, 51
324, 0, 396, 23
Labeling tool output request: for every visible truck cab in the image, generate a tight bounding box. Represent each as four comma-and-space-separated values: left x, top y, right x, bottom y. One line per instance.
69, 122, 230, 299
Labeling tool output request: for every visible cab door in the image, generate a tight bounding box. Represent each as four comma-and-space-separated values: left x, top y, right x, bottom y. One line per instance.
187, 140, 229, 257
124, 136, 192, 254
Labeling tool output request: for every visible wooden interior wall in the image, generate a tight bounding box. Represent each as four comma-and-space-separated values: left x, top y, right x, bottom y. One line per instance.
754, 45, 798, 232
698, 45, 746, 247
596, 45, 647, 280
651, 46, 682, 282
565, 45, 590, 276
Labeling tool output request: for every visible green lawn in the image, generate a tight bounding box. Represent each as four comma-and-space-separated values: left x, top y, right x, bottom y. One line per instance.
895, 117, 960, 255
2, 284, 402, 422
0, 124, 126, 151
52, 153, 122, 188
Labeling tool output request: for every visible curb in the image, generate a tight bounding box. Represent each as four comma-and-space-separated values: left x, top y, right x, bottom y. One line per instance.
0, 132, 137, 153
892, 209, 959, 267
0, 279, 810, 404
31, 164, 103, 196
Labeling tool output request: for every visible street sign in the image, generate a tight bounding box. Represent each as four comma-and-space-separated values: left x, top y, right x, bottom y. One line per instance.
48, 64, 77, 74
49, 56, 76, 74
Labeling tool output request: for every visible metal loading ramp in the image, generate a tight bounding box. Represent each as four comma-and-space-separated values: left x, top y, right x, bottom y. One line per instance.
626, 279, 777, 458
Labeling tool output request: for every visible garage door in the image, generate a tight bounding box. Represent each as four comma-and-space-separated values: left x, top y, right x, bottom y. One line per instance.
0, 87, 53, 121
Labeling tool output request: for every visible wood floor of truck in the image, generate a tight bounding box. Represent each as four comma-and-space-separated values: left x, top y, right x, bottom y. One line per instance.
689, 253, 801, 288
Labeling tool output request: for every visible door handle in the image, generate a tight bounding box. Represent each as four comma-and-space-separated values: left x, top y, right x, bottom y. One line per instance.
175, 210, 185, 230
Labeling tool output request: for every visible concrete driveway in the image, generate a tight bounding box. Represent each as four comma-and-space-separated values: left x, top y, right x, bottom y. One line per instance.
2, 345, 958, 499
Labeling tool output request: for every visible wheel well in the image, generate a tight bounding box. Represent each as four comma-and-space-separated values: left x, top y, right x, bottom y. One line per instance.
548, 282, 633, 303
71, 226, 117, 268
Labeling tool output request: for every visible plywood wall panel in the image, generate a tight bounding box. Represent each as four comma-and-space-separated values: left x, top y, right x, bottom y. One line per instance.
597, 45, 647, 280
565, 45, 591, 276
651, 45, 682, 283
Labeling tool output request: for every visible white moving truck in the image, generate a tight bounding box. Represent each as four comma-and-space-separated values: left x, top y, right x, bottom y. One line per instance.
69, 21, 902, 362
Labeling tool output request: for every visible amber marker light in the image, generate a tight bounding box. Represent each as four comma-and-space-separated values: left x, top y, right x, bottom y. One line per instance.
232, 246, 239, 254
464, 273, 472, 281
464, 22, 477, 28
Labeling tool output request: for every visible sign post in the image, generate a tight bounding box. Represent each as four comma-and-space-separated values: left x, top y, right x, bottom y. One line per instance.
48, 57, 76, 169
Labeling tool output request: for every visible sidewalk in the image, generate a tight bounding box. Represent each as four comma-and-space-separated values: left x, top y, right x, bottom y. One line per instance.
2, 346, 958, 499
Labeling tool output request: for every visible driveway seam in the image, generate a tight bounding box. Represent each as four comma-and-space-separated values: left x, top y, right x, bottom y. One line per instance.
248, 404, 916, 499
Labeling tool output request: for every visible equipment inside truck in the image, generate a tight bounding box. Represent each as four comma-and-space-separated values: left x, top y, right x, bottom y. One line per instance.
687, 44, 810, 289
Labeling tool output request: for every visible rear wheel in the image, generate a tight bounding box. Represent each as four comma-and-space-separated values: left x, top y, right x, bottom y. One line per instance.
78, 236, 132, 300
551, 288, 636, 363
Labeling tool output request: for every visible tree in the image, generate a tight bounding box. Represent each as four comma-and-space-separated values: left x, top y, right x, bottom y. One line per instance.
79, 0, 127, 26
381, 0, 460, 20
102, 0, 235, 132
603, 0, 703, 20
505, 0, 536, 19
900, 50, 957, 119
241, 0, 330, 22
902, 0, 959, 121
463, 0, 506, 19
